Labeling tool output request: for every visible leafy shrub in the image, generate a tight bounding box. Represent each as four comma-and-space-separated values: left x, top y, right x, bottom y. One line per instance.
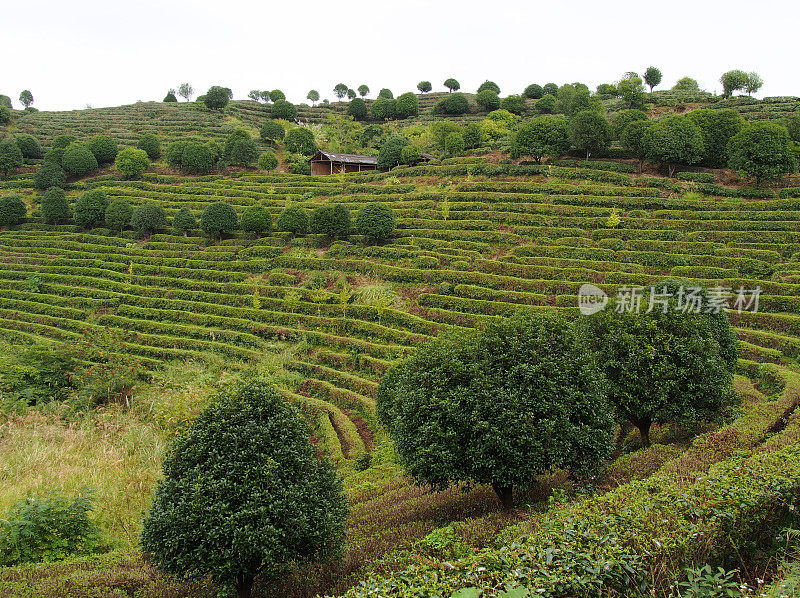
687, 108, 746, 168
86, 135, 118, 165
477, 80, 500, 94
286, 153, 311, 175
284, 127, 317, 156
570, 110, 612, 159
0, 492, 105, 567
137, 133, 161, 160
40, 187, 69, 224
172, 207, 197, 235
347, 98, 368, 120
271, 99, 297, 120
258, 151, 279, 171
163, 90, 177, 102
130, 202, 168, 237
52, 135, 77, 150
260, 120, 285, 143
377, 312, 613, 508
355, 202, 396, 241
501, 94, 526, 115
0, 106, 10, 125
463, 122, 484, 149
223, 130, 259, 166
310, 203, 351, 237
511, 115, 571, 162
476, 89, 500, 111
181, 141, 216, 174
377, 88, 394, 99
62, 142, 98, 176
0, 139, 24, 175
443, 78, 460, 92
240, 205, 272, 236
276, 206, 309, 235
0, 195, 26, 226
534, 94, 557, 114
43, 147, 65, 166
417, 81, 432, 93
164, 140, 188, 168
204, 85, 230, 110
201, 201, 238, 239
610, 108, 648, 140
727, 122, 798, 186
676, 171, 715, 183
15, 134, 42, 159
400, 144, 422, 165
643, 115, 705, 177
445, 132, 466, 157
73, 190, 109, 229
370, 97, 396, 120
376, 135, 410, 170
27, 182, 56, 216
433, 93, 469, 115
524, 83, 544, 99
114, 147, 149, 178
395, 92, 419, 119
141, 379, 347, 598
104, 199, 133, 232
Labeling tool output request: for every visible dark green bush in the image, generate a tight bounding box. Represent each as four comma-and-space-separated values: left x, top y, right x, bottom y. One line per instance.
163, 91, 177, 102
310, 203, 351, 237
74, 190, 109, 229
204, 86, 230, 110
376, 135, 410, 170
476, 89, 500, 111
570, 110, 612, 159
443, 78, 460, 92
463, 122, 484, 149
0, 195, 26, 226
0, 139, 24, 176
477, 80, 500, 94
501, 94, 526, 115
511, 115, 571, 162
258, 151, 279, 171
131, 202, 168, 237
271, 99, 297, 121
62, 143, 98, 176
445, 132, 466, 157
433, 93, 470, 115
137, 133, 161, 160
400, 144, 422, 165
610, 109, 648, 140
43, 147, 65, 166
395, 92, 419, 119
86, 135, 118, 165
0, 106, 10, 125
286, 153, 311, 175
15, 134, 43, 159
172, 207, 197, 235
687, 108, 746, 168
269, 89, 285, 101
104, 199, 133, 232
727, 121, 797, 186
370, 97, 396, 120
40, 187, 70, 224
141, 379, 347, 598
114, 148, 149, 179
201, 201, 239, 239
355, 202, 396, 241
181, 141, 216, 174
534, 94, 557, 114
378, 88, 394, 99
284, 127, 317, 156
223, 130, 259, 166
240, 205, 272, 236
417, 81, 432, 93
52, 135, 77, 150
260, 120, 285, 143
347, 98, 368, 120
276, 206, 309, 235
524, 83, 544, 99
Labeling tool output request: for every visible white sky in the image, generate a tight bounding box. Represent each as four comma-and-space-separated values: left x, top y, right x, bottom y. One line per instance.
4, 0, 798, 111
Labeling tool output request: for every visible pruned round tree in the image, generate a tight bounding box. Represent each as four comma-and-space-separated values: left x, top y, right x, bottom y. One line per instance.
347, 98, 368, 121
260, 120, 285, 144
376, 135, 410, 170
204, 86, 230, 110
0, 139, 24, 176
74, 190, 109, 229
40, 187, 70, 224
501, 94, 526, 115
417, 81, 432, 93
476, 89, 500, 111
524, 83, 544, 99
115, 148, 150, 179
444, 132, 465, 157
355, 202, 395, 241
172, 207, 197, 235
284, 127, 317, 156
275, 206, 309, 235
370, 97, 396, 121
443, 78, 460, 93
62, 143, 98, 177
727, 122, 798, 186
137, 133, 161, 160
610, 109, 648, 141
87, 135, 118, 165
687, 108, 745, 168
377, 88, 393, 99
477, 80, 500, 94
642, 115, 705, 177
643, 66, 662, 92
400, 144, 422, 165
223, 131, 259, 167
0, 195, 26, 227
570, 110, 612, 159
433, 93, 469, 115
15, 134, 43, 159
310, 203, 350, 237
377, 312, 614, 509
269, 89, 285, 102
105, 199, 133, 233
131, 202, 168, 238
258, 151, 278, 172
510, 115, 571, 163
34, 162, 66, 190
141, 379, 348, 598
579, 280, 738, 447
620, 119, 652, 170
201, 201, 238, 240
357, 84, 369, 97
240, 205, 272, 236
395, 92, 419, 119
271, 99, 297, 121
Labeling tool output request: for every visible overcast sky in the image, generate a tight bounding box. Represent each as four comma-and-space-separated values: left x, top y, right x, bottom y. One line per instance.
4, 0, 798, 111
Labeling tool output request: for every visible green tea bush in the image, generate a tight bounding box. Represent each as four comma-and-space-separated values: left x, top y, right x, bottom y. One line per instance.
271, 99, 297, 121
377, 136, 410, 170
15, 134, 42, 159
400, 144, 422, 165
181, 141, 216, 174
62, 142, 98, 176
0, 139, 23, 177
74, 189, 109, 229
286, 153, 311, 175
276, 206, 309, 235
347, 98, 368, 120
501, 94, 526, 115
524, 83, 544, 99
86, 135, 118, 165
40, 187, 69, 224
0, 492, 106, 567
433, 93, 470, 115
534, 94, 557, 114
445, 132, 466, 157
0, 195, 26, 226
104, 199, 133, 233
240, 205, 272, 236
395, 92, 419, 119
165, 140, 188, 168
43, 147, 65, 166
284, 127, 317, 156
355, 202, 396, 241
728, 122, 798, 185
223, 130, 259, 166
511, 115, 571, 162
201, 201, 239, 239
131, 202, 168, 237
311, 203, 351, 237
172, 207, 197, 235
676, 171, 715, 183
463, 122, 484, 149
370, 97, 396, 120
476, 89, 500, 111
204, 85, 230, 110
258, 151, 279, 172
137, 133, 161, 160
114, 147, 149, 179
52, 135, 77, 150
610, 108, 648, 140
0, 105, 10, 125
260, 120, 285, 143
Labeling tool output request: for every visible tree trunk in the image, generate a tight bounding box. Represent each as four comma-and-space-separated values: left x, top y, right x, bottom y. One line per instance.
236, 575, 254, 598
586, 149, 590, 160
492, 483, 514, 510
633, 418, 652, 447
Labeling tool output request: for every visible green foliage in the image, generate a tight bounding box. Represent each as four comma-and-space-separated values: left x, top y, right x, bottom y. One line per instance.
370, 97, 397, 120
378, 88, 394, 99
643, 66, 662, 91
347, 97, 368, 120
286, 153, 311, 175
395, 92, 419, 119
164, 140, 188, 168
443, 78, 460, 92
444, 132, 466, 157
73, 189, 109, 229
223, 130, 259, 166
163, 90, 177, 102
270, 89, 285, 102
377, 313, 613, 508
511, 115, 571, 163
434, 93, 470, 115
500, 94, 526, 115
643, 115, 705, 176
400, 144, 422, 165
310, 203, 351, 237
62, 142, 98, 177
687, 109, 746, 168
15, 134, 42, 159
258, 151, 278, 172
569, 110, 612, 159
616, 74, 647, 110
271, 99, 297, 121
0, 195, 26, 226
476, 89, 500, 111
0, 492, 106, 567
477, 80, 500, 94
40, 187, 69, 224
596, 83, 617, 96
673, 76, 700, 91
534, 94, 557, 114
610, 108, 648, 140
306, 89, 320, 104
785, 113, 800, 143
240, 205, 272, 236
727, 122, 798, 185
555, 83, 598, 116
376, 135, 410, 170
678, 565, 743, 598
177, 83, 194, 101
260, 120, 285, 143
86, 135, 118, 165
284, 127, 317, 156
204, 85, 230, 110
33, 162, 67, 191
357, 85, 369, 97
276, 205, 309, 235
172, 207, 197, 234
137, 133, 161, 160
114, 147, 149, 179
0, 105, 11, 125
180, 141, 216, 174
52, 135, 77, 150
417, 81, 432, 93
720, 69, 749, 98
355, 202, 396, 241
141, 379, 347, 597
130, 202, 168, 237
620, 119, 652, 163
0, 139, 24, 176
201, 201, 238, 239
463, 122, 484, 149
19, 90, 34, 108
104, 199, 133, 232
333, 83, 349, 99
524, 83, 544, 99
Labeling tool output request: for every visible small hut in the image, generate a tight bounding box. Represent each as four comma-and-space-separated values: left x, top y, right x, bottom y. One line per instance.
310, 151, 378, 175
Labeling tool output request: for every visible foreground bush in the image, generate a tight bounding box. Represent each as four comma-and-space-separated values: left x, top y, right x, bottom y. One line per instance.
377, 136, 410, 170
172, 207, 197, 235
74, 189, 109, 229
0, 139, 24, 176
727, 122, 798, 186
355, 202, 396, 241
223, 130, 259, 166
105, 199, 133, 232
15, 134, 42, 159
0, 195, 26, 226
40, 187, 69, 224
33, 162, 66, 190
204, 85, 230, 110
310, 203, 350, 237
0, 492, 106, 567
377, 312, 613, 508
137, 133, 161, 160
114, 147, 149, 179
258, 151, 278, 172
62, 142, 98, 177
275, 205, 309, 235
260, 120, 285, 144
201, 201, 238, 239
240, 205, 272, 236
271, 99, 297, 121
433, 92, 470, 115
284, 127, 317, 156
511, 116, 571, 163
141, 379, 347, 598
131, 202, 168, 237
86, 135, 118, 165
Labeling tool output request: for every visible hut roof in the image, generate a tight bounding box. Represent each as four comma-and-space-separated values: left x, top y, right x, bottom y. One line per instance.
310, 151, 378, 165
